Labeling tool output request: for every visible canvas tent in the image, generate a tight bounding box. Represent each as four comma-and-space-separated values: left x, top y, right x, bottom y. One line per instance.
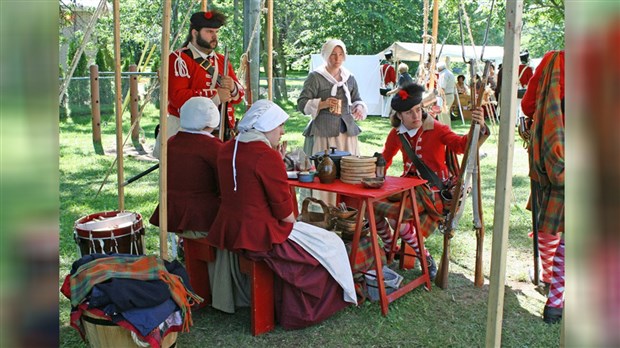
310, 54, 383, 116
380, 41, 504, 62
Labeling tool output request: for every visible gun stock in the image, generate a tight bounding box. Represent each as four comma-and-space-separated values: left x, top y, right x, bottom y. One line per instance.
219, 48, 230, 141
435, 231, 451, 288
474, 153, 485, 287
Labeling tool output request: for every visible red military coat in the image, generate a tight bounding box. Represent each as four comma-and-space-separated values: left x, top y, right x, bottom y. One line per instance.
518, 64, 534, 87
149, 132, 222, 232
207, 140, 294, 252
381, 63, 396, 86
382, 116, 469, 185
168, 44, 244, 129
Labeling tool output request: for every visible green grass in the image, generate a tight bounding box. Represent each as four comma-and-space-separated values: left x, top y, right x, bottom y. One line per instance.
59, 103, 560, 347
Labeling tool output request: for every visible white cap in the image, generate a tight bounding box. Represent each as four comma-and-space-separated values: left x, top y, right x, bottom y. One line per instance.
180, 97, 220, 131
237, 99, 289, 133
321, 39, 347, 62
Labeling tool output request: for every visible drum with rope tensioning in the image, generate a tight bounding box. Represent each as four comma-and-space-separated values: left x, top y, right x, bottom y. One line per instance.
74, 210, 145, 256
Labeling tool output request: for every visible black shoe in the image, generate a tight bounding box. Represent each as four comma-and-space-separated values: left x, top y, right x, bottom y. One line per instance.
426, 254, 437, 281
543, 306, 563, 324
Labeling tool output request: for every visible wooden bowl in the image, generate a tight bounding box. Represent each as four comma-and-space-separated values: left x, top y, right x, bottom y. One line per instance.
361, 177, 385, 189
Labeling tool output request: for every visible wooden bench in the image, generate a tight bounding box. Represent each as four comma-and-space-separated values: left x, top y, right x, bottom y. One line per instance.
183, 238, 216, 308
237, 254, 275, 336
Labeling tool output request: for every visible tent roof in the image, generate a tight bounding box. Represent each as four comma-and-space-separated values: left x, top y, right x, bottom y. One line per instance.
381, 41, 504, 62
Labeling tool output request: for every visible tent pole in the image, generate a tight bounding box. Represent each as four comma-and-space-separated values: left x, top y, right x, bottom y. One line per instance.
159, 0, 172, 260
112, 0, 124, 211
428, 0, 440, 92
485, 0, 523, 346
201, 0, 207, 11
267, 0, 273, 100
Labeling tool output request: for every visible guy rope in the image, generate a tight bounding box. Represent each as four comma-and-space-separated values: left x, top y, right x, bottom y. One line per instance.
435, 0, 495, 290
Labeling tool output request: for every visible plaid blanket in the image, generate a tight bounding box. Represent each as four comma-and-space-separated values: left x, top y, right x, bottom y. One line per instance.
529, 52, 564, 234
373, 185, 445, 238
70, 255, 201, 332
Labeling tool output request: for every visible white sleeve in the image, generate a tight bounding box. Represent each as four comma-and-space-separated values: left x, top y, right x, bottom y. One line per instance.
303, 98, 322, 119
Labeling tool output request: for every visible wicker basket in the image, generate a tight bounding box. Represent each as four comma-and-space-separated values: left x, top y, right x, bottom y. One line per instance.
300, 197, 335, 230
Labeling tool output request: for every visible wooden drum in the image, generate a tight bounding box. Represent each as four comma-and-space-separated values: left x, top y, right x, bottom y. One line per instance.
74, 211, 145, 256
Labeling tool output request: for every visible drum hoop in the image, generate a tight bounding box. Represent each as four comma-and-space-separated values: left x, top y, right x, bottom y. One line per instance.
74, 228, 144, 241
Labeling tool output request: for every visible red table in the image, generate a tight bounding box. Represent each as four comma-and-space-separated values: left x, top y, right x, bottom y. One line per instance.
289, 176, 431, 315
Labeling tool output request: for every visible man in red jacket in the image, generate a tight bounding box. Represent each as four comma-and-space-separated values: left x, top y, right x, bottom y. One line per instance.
153, 9, 245, 158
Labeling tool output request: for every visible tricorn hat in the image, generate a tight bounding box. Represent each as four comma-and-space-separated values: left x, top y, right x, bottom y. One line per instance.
190, 10, 226, 29
391, 83, 425, 112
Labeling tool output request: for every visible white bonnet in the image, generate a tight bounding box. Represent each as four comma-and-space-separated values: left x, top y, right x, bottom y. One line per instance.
180, 97, 220, 130
437, 62, 446, 71
321, 39, 347, 62
237, 99, 289, 133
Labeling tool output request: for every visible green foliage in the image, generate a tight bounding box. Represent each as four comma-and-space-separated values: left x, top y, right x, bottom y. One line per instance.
95, 46, 115, 113
66, 35, 90, 117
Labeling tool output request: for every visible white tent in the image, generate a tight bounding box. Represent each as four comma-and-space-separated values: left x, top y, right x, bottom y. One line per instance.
310, 54, 383, 116
380, 41, 504, 62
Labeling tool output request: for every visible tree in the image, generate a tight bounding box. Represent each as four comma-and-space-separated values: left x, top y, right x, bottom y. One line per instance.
66, 34, 90, 117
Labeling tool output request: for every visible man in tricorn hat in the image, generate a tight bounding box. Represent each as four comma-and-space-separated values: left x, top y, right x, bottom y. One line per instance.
518, 49, 534, 89
153, 9, 245, 158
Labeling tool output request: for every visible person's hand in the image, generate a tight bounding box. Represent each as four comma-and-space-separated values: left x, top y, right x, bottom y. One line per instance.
471, 106, 486, 126
220, 75, 235, 91
352, 105, 364, 121
321, 97, 341, 115
277, 140, 287, 159
217, 88, 232, 103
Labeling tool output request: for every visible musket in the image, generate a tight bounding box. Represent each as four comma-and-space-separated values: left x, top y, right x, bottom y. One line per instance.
435, 59, 490, 289
219, 47, 230, 141
122, 163, 159, 186
531, 179, 541, 285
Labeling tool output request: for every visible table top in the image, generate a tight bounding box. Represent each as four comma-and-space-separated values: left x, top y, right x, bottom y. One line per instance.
288, 176, 426, 200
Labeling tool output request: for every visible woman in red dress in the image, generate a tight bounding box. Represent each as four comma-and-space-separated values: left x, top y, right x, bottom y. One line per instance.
207, 99, 356, 329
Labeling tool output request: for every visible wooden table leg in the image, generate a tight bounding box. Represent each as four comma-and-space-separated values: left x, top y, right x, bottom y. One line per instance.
366, 200, 389, 316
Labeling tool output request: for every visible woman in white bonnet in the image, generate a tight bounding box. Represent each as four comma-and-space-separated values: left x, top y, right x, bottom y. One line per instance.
297, 39, 368, 156
207, 99, 356, 330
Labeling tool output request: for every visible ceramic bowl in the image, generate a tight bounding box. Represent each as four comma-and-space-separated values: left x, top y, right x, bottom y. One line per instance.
298, 171, 316, 183
361, 177, 385, 189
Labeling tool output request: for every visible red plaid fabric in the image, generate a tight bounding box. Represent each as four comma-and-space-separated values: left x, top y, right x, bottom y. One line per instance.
373, 185, 445, 238
529, 52, 564, 234
344, 236, 387, 300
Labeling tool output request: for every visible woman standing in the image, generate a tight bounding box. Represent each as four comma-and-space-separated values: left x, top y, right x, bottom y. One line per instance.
297, 39, 367, 156
373, 83, 489, 280
207, 100, 356, 330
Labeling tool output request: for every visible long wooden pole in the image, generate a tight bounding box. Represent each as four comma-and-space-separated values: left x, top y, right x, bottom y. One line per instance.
428, 0, 440, 92
201, 0, 208, 11
129, 64, 140, 143
267, 0, 273, 100
112, 0, 124, 210
485, 1, 523, 346
89, 65, 102, 149
159, 0, 172, 260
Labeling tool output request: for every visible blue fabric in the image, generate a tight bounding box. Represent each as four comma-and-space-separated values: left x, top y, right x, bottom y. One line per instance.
120, 299, 178, 336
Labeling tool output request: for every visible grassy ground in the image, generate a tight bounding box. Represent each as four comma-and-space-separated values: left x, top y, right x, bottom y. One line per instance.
59, 102, 561, 347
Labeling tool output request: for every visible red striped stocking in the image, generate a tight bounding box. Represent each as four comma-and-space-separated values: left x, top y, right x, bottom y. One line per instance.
376, 218, 394, 253
530, 231, 561, 283
546, 238, 565, 308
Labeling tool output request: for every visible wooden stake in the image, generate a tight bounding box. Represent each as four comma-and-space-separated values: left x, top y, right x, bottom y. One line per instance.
485, 1, 523, 346
159, 0, 172, 260
129, 65, 140, 143
89, 65, 102, 150
112, 0, 124, 211
428, 0, 440, 92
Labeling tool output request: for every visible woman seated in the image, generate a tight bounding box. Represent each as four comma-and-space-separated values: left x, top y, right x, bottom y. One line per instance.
207, 100, 356, 330
456, 74, 470, 95
373, 83, 489, 280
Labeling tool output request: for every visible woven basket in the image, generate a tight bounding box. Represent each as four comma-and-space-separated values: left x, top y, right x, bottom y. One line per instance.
300, 197, 335, 230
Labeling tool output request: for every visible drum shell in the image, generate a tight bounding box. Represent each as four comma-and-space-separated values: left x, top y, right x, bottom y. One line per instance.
74, 211, 145, 256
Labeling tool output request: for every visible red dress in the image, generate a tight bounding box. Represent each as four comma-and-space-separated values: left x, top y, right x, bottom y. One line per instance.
207, 140, 350, 329
168, 46, 244, 129
149, 132, 222, 232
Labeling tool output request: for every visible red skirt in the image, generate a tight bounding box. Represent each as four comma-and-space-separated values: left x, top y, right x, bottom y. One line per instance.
244, 239, 350, 330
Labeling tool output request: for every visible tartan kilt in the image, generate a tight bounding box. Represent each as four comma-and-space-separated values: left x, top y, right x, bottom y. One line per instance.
538, 185, 564, 234
373, 185, 445, 238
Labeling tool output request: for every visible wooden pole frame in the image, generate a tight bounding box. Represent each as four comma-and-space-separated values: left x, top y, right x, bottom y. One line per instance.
485, 0, 523, 346
267, 0, 273, 100
112, 0, 124, 211
129, 64, 140, 144
89, 64, 102, 153
159, 0, 172, 260
428, 0, 440, 92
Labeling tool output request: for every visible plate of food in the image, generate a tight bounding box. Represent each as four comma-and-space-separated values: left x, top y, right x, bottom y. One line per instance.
287, 171, 299, 180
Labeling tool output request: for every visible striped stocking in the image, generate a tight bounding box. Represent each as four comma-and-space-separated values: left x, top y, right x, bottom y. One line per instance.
546, 238, 565, 308
376, 218, 394, 253
531, 231, 561, 283
395, 222, 430, 258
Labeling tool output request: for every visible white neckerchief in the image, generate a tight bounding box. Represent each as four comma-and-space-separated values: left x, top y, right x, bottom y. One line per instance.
232, 129, 272, 191
178, 129, 215, 137
315, 64, 352, 106
397, 124, 420, 137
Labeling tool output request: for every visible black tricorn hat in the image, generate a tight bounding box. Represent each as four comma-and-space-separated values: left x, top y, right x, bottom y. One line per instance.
190, 10, 226, 29
391, 83, 425, 112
